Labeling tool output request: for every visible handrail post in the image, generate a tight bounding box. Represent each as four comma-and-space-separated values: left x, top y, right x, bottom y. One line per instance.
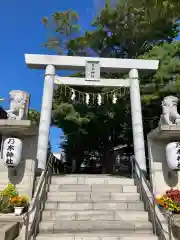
139, 171, 143, 201
33, 197, 40, 238
167, 211, 172, 240
152, 197, 157, 235
24, 214, 29, 240
131, 156, 134, 179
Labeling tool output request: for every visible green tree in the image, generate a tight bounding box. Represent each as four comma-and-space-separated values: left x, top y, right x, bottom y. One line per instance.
42, 1, 180, 172
68, 0, 180, 57
28, 109, 40, 125
41, 10, 79, 54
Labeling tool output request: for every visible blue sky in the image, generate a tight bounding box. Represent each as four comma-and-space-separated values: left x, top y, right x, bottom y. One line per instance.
0, 0, 100, 152
0, 1, 179, 153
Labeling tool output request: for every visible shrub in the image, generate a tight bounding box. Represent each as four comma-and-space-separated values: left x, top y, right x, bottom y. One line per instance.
156, 188, 180, 213
0, 184, 29, 213
0, 183, 18, 198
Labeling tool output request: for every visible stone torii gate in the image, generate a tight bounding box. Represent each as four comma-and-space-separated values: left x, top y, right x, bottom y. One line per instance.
25, 54, 159, 171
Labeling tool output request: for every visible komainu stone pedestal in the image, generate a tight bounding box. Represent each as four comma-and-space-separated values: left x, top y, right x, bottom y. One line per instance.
147, 124, 180, 194
0, 120, 38, 198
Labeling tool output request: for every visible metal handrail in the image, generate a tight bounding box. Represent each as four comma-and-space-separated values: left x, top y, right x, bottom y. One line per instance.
131, 158, 174, 240
23, 153, 54, 240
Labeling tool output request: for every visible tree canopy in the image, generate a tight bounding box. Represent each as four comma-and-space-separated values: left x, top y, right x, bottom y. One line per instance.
42, 0, 180, 172
28, 109, 40, 125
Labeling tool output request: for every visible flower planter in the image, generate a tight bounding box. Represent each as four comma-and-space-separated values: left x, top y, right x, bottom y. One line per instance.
14, 206, 24, 216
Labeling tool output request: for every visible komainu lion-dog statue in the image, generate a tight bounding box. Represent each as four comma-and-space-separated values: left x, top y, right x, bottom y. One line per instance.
159, 96, 180, 125
6, 90, 30, 120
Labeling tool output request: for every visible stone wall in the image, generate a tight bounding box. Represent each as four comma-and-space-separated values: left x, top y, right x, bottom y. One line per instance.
0, 120, 39, 198
0, 134, 38, 198
148, 126, 180, 194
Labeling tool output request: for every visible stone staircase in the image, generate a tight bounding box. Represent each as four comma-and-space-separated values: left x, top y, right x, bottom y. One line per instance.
36, 174, 158, 240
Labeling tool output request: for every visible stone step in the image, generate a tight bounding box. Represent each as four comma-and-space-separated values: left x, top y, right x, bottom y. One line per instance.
42, 210, 149, 221
47, 192, 140, 202
39, 220, 153, 234
45, 201, 144, 211
36, 233, 158, 240
51, 176, 134, 185
49, 184, 137, 193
